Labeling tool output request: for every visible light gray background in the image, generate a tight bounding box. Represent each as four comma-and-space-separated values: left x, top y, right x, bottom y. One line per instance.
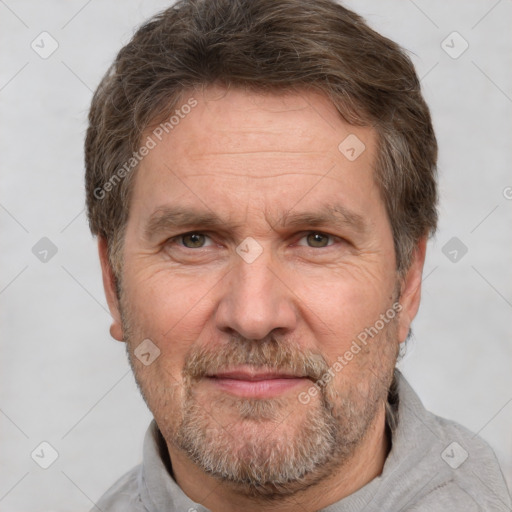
1, 1, 511, 510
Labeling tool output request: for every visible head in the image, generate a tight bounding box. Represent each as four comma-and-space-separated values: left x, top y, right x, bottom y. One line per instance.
85, 0, 437, 499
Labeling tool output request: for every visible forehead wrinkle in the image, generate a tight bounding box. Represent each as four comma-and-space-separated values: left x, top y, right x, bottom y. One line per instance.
179, 171, 332, 180
188, 150, 326, 156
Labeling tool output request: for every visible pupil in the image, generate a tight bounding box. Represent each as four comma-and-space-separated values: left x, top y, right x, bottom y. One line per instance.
309, 233, 327, 247
185, 233, 204, 247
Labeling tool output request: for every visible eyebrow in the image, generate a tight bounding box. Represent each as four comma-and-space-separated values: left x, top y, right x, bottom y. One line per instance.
144, 207, 238, 240
279, 204, 366, 233
144, 203, 367, 241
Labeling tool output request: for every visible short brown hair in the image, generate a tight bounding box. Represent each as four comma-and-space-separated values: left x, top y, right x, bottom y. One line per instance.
85, 0, 437, 277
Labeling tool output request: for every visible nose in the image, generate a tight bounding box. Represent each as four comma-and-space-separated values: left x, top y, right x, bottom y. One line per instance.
214, 251, 298, 340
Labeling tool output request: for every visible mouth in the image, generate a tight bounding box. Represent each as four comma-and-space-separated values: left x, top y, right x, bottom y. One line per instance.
204, 366, 310, 398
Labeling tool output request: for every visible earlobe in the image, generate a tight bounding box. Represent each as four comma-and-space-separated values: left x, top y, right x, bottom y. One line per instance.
397, 237, 427, 343
98, 236, 124, 342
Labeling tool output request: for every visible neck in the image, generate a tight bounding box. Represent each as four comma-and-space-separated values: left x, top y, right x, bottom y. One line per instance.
166, 405, 390, 512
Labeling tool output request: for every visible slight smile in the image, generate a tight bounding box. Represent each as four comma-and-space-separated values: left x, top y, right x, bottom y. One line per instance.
205, 368, 309, 398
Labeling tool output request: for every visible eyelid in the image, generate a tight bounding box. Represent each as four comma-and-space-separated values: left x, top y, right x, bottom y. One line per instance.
166, 230, 343, 249
295, 231, 341, 247
167, 231, 215, 247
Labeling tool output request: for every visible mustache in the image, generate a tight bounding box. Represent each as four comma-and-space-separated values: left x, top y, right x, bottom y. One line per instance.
182, 336, 330, 382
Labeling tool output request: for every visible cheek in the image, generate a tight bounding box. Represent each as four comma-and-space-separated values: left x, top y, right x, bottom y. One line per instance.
296, 265, 395, 353
122, 267, 217, 358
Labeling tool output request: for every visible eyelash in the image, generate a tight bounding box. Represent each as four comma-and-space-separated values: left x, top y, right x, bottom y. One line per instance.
167, 231, 343, 249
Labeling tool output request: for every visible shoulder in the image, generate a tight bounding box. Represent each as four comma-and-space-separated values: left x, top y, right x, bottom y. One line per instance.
389, 373, 511, 511
92, 464, 145, 512
427, 412, 511, 509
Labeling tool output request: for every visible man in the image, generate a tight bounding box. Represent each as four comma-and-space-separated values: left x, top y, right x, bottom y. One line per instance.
85, 0, 511, 510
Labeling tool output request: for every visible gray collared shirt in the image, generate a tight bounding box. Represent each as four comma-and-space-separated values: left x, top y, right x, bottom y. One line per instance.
93, 371, 511, 511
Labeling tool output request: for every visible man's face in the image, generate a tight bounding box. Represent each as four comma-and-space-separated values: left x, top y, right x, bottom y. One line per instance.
101, 87, 423, 496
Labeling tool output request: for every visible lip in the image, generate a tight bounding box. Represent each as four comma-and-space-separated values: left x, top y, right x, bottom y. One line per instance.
204, 368, 309, 398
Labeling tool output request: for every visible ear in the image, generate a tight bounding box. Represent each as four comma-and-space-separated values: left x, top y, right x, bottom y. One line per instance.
98, 236, 124, 342
397, 237, 427, 343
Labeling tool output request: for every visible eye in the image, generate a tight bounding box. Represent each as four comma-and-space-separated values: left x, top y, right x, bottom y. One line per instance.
297, 232, 337, 248
178, 232, 212, 248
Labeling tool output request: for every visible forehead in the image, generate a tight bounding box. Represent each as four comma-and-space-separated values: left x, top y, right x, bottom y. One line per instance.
166, 86, 372, 161
130, 86, 383, 229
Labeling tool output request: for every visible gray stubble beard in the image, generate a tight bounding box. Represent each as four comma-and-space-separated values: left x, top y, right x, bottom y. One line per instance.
122, 299, 398, 499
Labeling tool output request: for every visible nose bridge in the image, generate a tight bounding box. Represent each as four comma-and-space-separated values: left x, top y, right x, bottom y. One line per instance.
237, 253, 276, 302
215, 246, 297, 340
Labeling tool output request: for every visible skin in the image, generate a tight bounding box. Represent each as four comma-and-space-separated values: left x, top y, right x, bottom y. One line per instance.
99, 86, 426, 512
